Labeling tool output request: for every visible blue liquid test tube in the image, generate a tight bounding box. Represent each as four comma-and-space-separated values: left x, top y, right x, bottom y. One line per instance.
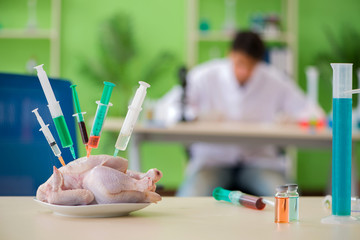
322, 63, 359, 224
332, 63, 352, 216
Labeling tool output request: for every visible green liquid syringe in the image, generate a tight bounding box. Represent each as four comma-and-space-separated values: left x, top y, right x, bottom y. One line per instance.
34, 64, 76, 159
87, 81, 115, 157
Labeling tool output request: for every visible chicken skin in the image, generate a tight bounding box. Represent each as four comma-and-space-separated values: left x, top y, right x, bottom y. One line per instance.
36, 155, 162, 205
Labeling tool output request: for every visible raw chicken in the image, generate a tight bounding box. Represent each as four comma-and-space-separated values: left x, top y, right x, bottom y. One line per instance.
36, 155, 162, 205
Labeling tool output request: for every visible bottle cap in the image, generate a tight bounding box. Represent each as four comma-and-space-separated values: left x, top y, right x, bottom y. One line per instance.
276, 185, 288, 193
286, 184, 298, 191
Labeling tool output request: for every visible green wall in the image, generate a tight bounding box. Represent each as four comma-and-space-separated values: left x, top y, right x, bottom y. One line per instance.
60, 0, 188, 189
297, 0, 360, 191
1, 0, 360, 191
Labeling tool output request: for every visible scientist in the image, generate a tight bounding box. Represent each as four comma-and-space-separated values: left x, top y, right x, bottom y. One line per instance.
177, 31, 324, 196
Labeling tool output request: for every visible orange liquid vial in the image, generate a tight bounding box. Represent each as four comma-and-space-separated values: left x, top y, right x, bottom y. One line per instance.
275, 185, 289, 223
275, 197, 289, 223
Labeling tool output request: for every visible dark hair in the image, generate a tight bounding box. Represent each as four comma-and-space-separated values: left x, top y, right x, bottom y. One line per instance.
231, 31, 265, 60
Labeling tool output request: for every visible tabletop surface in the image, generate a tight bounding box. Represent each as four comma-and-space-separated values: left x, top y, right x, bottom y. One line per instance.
1, 197, 359, 240
101, 118, 360, 140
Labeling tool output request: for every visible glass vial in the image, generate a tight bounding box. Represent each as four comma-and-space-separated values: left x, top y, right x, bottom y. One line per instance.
275, 185, 289, 223
287, 184, 299, 222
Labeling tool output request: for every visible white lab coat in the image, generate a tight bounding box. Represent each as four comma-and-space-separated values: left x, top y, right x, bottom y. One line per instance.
185, 58, 325, 174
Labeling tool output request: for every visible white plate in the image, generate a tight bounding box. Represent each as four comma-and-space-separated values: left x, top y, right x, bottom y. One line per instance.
34, 198, 150, 218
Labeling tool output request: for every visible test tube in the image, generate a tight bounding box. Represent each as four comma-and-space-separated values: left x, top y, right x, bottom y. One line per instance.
275, 185, 289, 223
286, 184, 299, 222
303, 66, 326, 129
331, 64, 352, 216
306, 66, 319, 105
87, 81, 115, 157
114, 81, 150, 156
321, 63, 359, 224
34, 64, 76, 159
32, 108, 66, 166
70, 85, 89, 148
213, 187, 266, 210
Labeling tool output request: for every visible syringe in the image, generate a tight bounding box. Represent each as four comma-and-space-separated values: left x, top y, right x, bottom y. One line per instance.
34, 64, 76, 159
70, 85, 89, 150
32, 108, 66, 166
87, 81, 115, 157
213, 187, 267, 210
114, 81, 150, 156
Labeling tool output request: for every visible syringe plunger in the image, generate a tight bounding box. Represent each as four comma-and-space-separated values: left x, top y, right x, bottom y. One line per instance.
34, 64, 63, 118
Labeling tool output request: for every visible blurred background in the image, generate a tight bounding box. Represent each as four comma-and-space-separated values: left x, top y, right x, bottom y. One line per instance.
0, 0, 360, 195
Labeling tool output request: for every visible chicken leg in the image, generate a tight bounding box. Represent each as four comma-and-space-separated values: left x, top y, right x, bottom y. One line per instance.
37, 166, 94, 205
83, 165, 161, 204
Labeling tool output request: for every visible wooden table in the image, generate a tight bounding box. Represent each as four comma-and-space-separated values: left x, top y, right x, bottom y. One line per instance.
0, 197, 359, 240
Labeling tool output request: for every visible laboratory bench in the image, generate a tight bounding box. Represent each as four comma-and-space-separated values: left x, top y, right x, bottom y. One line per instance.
101, 119, 360, 192
0, 197, 359, 240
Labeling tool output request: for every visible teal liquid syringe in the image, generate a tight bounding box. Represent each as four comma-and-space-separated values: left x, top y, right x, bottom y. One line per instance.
87, 81, 115, 157
114, 81, 150, 156
34, 64, 76, 159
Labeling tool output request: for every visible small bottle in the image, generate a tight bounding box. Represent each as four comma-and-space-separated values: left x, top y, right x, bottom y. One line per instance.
287, 184, 299, 222
275, 185, 289, 223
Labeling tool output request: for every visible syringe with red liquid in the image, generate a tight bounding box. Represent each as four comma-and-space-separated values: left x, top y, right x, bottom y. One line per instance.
213, 187, 273, 210
87, 82, 115, 157
70, 85, 89, 151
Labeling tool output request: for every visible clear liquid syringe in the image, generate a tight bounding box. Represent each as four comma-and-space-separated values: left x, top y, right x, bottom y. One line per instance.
34, 64, 76, 159
87, 81, 115, 157
32, 108, 66, 166
114, 81, 150, 156
70, 85, 89, 150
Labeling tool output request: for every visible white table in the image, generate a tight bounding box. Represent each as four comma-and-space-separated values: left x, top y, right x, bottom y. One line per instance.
0, 197, 359, 240
101, 119, 360, 193
103, 120, 343, 149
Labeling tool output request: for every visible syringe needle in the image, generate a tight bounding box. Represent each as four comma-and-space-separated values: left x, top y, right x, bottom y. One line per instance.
113, 148, 119, 157
58, 156, 66, 166
69, 146, 76, 159
87, 148, 92, 158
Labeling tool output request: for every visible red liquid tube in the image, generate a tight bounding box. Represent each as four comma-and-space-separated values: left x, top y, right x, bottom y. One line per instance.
70, 85, 89, 149
213, 187, 266, 210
